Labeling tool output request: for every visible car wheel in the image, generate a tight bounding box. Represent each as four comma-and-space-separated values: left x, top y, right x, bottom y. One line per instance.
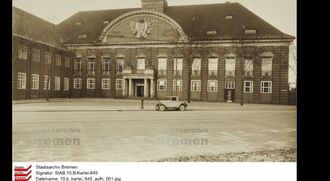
179, 104, 186, 111
159, 105, 166, 111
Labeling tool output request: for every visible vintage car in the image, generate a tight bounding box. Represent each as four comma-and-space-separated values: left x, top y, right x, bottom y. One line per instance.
155, 96, 188, 111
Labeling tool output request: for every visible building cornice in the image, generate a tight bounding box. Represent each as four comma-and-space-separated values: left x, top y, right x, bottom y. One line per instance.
65, 38, 294, 49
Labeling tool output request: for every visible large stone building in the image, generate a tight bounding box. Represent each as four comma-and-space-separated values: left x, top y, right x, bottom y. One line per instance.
13, 0, 294, 104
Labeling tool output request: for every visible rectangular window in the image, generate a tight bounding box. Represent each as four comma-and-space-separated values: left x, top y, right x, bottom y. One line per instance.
65, 57, 70, 68
74, 57, 82, 71
225, 81, 235, 89
43, 75, 50, 90
32, 49, 40, 62
87, 57, 95, 74
45, 52, 52, 64
31, 74, 39, 90
157, 79, 167, 91
173, 58, 183, 76
18, 46, 28, 60
172, 79, 182, 91
116, 79, 123, 90
54, 76, 61, 90
158, 57, 167, 76
64, 78, 69, 91
102, 57, 111, 74
208, 58, 218, 76
192, 58, 201, 76
225, 56, 236, 77
116, 58, 124, 73
17, 72, 26, 89
244, 81, 253, 93
191, 80, 201, 92
244, 58, 254, 77
55, 54, 61, 66
207, 80, 218, 92
102, 78, 111, 90
87, 78, 95, 89
137, 58, 145, 70
261, 57, 272, 77
73, 78, 82, 89
261, 81, 272, 93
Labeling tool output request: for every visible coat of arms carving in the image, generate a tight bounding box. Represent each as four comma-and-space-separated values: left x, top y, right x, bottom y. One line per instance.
130, 18, 154, 39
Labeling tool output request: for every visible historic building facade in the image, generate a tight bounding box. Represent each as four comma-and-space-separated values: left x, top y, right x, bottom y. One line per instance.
12, 7, 74, 100
13, 0, 294, 104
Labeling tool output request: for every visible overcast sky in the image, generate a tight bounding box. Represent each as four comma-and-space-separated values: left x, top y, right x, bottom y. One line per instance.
12, 0, 296, 83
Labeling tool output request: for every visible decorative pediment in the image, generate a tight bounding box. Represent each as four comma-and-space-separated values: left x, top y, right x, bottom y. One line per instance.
98, 10, 187, 44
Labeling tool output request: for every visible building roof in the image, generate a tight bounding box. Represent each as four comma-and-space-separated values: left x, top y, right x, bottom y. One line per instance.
13, 7, 65, 48
57, 2, 294, 44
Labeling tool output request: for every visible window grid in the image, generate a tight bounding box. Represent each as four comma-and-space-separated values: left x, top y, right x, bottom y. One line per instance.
244, 58, 254, 77
244, 81, 253, 93
18, 46, 28, 60
116, 58, 124, 73
74, 78, 82, 89
45, 52, 52, 64
157, 79, 167, 91
208, 58, 218, 76
207, 80, 218, 92
191, 80, 201, 92
225, 81, 235, 89
102, 78, 111, 90
54, 77, 61, 90
261, 81, 272, 93
32, 49, 40, 62
31, 74, 39, 90
43, 75, 50, 90
173, 58, 183, 76
102, 57, 111, 73
74, 58, 82, 71
261, 57, 273, 77
87, 78, 96, 89
158, 58, 167, 76
17, 72, 26, 89
173, 80, 182, 91
192, 58, 201, 76
225, 56, 236, 77
116, 79, 123, 90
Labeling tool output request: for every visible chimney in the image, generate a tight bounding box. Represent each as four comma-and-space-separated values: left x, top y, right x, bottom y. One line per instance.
141, 0, 167, 13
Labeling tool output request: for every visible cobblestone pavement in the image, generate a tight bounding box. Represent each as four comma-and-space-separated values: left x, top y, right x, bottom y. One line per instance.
13, 98, 296, 162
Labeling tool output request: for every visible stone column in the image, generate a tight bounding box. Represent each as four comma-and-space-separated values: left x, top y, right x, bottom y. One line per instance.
150, 78, 155, 98
129, 78, 133, 97
144, 78, 148, 98
122, 78, 126, 96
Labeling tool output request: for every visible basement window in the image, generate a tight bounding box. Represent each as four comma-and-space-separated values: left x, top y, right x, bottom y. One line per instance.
75, 21, 82, 25
245, 29, 257, 34
206, 30, 217, 36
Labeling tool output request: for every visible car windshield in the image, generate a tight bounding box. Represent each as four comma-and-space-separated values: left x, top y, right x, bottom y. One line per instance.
168, 97, 177, 101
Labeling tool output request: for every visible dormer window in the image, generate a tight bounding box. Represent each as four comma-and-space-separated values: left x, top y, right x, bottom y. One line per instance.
206, 30, 217, 36
225, 15, 233, 19
245, 29, 257, 34
75, 21, 82, 25
78, 34, 87, 39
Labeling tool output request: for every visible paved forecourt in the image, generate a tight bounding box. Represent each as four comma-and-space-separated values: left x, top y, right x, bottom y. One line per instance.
13, 98, 296, 161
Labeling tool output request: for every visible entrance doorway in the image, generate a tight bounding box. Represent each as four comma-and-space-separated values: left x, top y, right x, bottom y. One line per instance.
136, 85, 144, 97
225, 89, 235, 102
